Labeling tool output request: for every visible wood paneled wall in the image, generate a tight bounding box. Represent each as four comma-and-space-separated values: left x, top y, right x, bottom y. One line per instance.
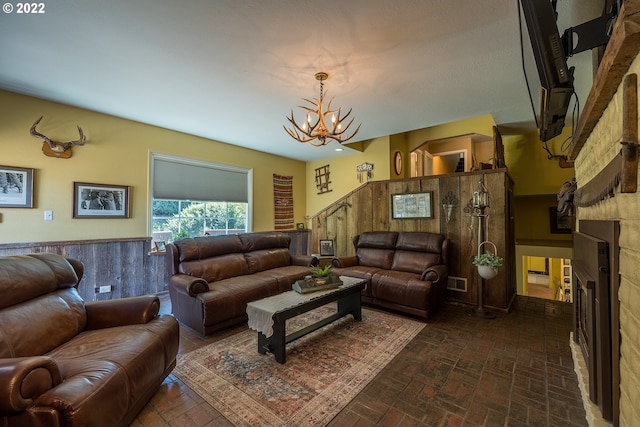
0, 238, 167, 302
311, 169, 516, 310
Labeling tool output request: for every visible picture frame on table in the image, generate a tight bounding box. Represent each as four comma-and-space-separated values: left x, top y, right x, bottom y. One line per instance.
73, 182, 130, 218
0, 165, 34, 208
319, 239, 334, 256
155, 240, 166, 252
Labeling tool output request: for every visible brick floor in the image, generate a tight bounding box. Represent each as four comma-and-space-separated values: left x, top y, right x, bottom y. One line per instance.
130, 295, 587, 427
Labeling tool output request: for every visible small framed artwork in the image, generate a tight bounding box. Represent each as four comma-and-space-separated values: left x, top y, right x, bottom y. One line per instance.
155, 241, 166, 252
549, 207, 572, 234
73, 182, 130, 218
0, 165, 34, 208
391, 191, 433, 219
319, 239, 334, 256
296, 222, 305, 230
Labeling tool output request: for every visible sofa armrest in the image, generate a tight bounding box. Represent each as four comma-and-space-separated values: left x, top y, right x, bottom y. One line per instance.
291, 254, 319, 267
84, 295, 160, 330
332, 256, 358, 268
421, 264, 448, 283
0, 356, 61, 414
170, 274, 209, 297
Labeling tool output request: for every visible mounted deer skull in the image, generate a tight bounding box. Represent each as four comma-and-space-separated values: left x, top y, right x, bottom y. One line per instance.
30, 116, 86, 158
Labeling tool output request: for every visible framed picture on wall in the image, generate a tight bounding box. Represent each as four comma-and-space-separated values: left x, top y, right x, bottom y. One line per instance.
0, 165, 34, 208
391, 191, 433, 219
73, 182, 131, 218
319, 239, 334, 256
549, 207, 573, 234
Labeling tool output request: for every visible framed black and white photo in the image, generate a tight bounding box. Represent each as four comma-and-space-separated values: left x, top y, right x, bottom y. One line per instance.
0, 165, 34, 208
319, 239, 334, 256
73, 182, 130, 218
391, 191, 433, 219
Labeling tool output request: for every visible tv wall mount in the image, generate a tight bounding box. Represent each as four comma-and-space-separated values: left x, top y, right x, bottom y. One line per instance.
560, 1, 620, 57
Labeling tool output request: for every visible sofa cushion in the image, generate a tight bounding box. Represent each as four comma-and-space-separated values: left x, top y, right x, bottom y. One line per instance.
199, 274, 280, 325
174, 235, 243, 262
391, 251, 442, 274
357, 248, 395, 270
244, 248, 291, 274
0, 288, 87, 358
395, 232, 445, 253
0, 254, 79, 310
49, 325, 168, 407
257, 265, 316, 293
239, 232, 290, 252
371, 270, 433, 310
356, 231, 398, 249
179, 253, 249, 282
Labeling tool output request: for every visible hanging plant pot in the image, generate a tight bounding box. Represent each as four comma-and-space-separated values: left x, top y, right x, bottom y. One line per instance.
477, 265, 498, 280
473, 241, 503, 280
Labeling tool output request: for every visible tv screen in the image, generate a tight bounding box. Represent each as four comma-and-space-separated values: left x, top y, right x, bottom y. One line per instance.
520, 0, 574, 141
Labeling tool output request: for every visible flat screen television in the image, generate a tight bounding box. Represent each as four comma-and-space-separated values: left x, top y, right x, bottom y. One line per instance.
520, 0, 574, 142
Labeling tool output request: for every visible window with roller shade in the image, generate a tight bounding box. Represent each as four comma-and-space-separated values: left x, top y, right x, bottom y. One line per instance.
151, 153, 252, 240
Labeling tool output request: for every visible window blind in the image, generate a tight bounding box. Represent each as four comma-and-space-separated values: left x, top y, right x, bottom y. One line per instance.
152, 156, 249, 203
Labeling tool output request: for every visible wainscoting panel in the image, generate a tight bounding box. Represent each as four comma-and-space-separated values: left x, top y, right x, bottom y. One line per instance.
0, 238, 168, 302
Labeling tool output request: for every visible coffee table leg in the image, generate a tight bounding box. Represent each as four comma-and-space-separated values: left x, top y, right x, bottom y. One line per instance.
258, 332, 268, 354
338, 292, 362, 321
272, 318, 286, 364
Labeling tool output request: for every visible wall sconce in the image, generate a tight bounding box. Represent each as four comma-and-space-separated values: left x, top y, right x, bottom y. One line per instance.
441, 190, 458, 223
356, 162, 374, 183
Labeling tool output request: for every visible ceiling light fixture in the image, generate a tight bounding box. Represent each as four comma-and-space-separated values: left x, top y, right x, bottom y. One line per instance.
284, 72, 361, 146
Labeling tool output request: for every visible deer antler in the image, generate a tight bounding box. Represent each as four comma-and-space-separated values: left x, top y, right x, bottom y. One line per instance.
30, 116, 86, 156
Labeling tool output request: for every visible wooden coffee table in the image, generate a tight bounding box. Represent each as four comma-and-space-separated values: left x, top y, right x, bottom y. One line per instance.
246, 276, 366, 363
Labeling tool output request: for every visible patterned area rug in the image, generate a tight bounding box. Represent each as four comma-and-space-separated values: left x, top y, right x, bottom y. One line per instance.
173, 306, 424, 427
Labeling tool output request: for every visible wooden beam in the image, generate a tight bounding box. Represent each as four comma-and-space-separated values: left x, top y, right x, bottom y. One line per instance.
569, 0, 640, 160
621, 73, 638, 193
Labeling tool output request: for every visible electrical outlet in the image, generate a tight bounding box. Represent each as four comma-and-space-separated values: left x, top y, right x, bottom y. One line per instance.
44, 210, 53, 221
98, 285, 111, 293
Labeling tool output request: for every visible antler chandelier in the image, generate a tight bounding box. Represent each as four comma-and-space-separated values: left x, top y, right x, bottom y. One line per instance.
284, 72, 361, 146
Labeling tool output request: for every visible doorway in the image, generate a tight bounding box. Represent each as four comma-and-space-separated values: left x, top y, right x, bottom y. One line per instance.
522, 255, 572, 301
516, 245, 573, 300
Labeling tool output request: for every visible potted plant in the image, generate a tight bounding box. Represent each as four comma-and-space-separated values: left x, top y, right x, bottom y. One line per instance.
310, 265, 339, 285
473, 243, 503, 280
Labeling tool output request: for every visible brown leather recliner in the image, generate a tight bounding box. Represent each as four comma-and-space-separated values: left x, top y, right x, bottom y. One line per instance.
332, 231, 449, 319
0, 253, 179, 427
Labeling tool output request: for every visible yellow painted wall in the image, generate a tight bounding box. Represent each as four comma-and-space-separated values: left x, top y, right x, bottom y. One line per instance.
404, 114, 496, 150
503, 129, 575, 196
0, 90, 307, 244
514, 194, 573, 242
528, 256, 546, 272
305, 136, 390, 220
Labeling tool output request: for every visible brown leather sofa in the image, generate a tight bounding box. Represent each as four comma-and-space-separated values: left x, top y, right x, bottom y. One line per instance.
0, 253, 179, 427
332, 231, 449, 319
167, 231, 318, 336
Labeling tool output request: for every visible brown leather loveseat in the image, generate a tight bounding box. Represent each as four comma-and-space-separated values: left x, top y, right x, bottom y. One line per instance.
167, 231, 318, 336
0, 253, 179, 427
332, 231, 449, 319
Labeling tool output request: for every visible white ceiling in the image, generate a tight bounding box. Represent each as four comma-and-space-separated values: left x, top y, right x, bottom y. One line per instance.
0, 0, 605, 161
